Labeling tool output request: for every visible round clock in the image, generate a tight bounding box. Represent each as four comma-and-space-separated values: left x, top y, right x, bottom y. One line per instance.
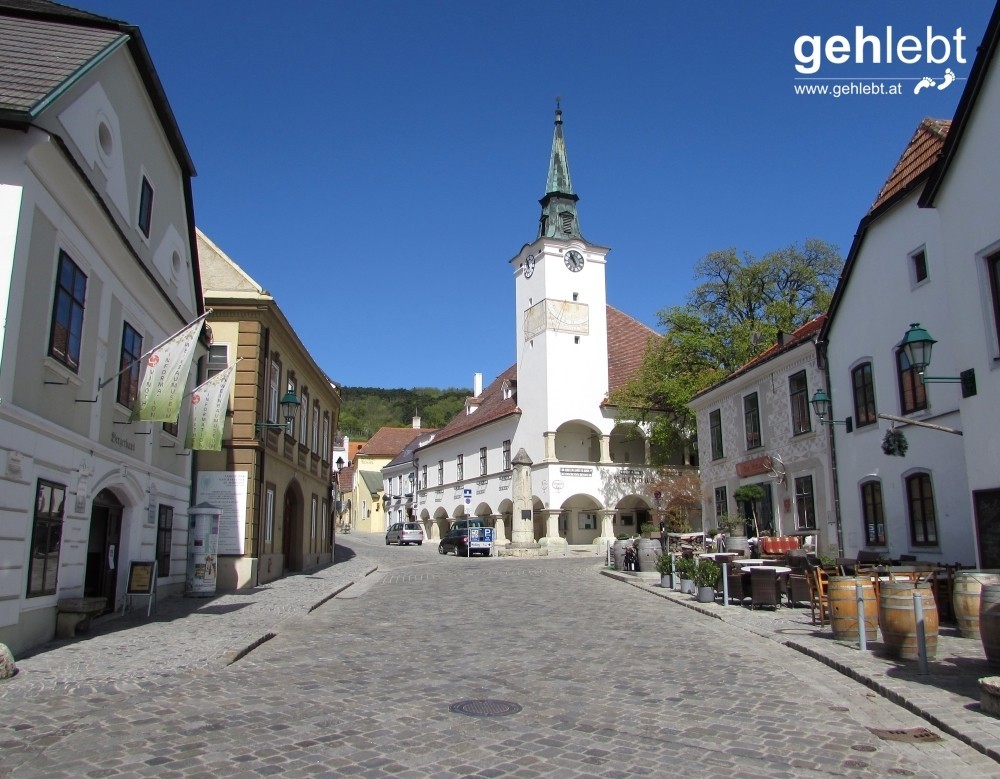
523, 255, 535, 278
564, 250, 584, 272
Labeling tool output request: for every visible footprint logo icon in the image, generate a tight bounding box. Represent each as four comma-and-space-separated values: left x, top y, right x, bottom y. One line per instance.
937, 68, 956, 90
914, 76, 936, 95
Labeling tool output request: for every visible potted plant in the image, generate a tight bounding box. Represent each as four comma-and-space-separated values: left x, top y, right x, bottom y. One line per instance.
655, 551, 674, 588
676, 556, 697, 594
694, 559, 721, 603
640, 522, 657, 539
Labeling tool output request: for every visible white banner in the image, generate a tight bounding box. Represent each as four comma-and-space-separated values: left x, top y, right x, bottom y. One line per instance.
185, 363, 236, 451
131, 319, 203, 422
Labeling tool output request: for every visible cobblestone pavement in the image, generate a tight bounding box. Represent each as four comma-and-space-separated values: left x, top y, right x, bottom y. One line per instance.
0, 535, 997, 778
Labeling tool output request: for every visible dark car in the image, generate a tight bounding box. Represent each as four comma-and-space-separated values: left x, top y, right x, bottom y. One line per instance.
438, 524, 490, 556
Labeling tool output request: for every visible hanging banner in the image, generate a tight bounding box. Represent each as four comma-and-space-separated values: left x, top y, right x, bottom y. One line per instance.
185, 363, 237, 451
131, 319, 203, 422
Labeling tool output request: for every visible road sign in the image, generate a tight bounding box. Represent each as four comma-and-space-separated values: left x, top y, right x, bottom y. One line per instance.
469, 526, 493, 551
463, 487, 472, 505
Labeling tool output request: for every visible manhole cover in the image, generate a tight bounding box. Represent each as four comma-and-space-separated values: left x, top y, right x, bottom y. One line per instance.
449, 699, 522, 717
867, 727, 942, 743
887, 769, 915, 776
851, 744, 877, 752
843, 759, 869, 769
829, 705, 849, 712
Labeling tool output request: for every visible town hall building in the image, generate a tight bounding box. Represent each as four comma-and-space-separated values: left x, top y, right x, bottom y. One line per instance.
409, 107, 696, 553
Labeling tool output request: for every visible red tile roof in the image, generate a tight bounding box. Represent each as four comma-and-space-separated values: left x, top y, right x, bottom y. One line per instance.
607, 306, 661, 395
870, 118, 950, 213
422, 365, 520, 448
358, 426, 437, 458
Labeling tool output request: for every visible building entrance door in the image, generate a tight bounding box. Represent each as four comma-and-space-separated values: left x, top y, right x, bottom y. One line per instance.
974, 489, 1000, 569
85, 489, 123, 612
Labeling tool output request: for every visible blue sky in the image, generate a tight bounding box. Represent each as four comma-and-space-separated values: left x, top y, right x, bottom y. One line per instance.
72, 1, 996, 390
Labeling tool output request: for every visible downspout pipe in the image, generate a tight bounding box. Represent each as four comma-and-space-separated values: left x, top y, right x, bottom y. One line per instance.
255, 326, 270, 587
816, 337, 845, 558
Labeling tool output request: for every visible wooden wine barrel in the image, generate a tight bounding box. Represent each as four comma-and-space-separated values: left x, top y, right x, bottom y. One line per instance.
829, 576, 878, 642
980, 584, 1000, 670
879, 581, 938, 661
637, 538, 662, 573
612, 539, 628, 571
953, 571, 1000, 639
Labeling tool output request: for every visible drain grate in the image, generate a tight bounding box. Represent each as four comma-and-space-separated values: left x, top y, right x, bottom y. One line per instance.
449, 699, 522, 717
867, 727, 942, 743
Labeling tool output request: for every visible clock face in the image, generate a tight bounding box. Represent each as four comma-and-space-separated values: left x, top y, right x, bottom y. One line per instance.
564, 250, 584, 272
523, 255, 535, 278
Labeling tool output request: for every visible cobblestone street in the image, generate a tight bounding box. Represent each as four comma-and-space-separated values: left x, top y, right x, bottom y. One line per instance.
2, 536, 998, 777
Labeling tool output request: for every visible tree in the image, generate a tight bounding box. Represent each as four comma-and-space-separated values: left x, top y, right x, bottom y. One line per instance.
610, 239, 842, 454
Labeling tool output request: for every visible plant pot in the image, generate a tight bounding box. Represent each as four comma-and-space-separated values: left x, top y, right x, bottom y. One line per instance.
680, 578, 695, 595
660, 574, 672, 588
696, 586, 715, 603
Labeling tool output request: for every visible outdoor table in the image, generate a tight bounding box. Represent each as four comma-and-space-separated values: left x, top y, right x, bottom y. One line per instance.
745, 566, 792, 604
732, 558, 781, 567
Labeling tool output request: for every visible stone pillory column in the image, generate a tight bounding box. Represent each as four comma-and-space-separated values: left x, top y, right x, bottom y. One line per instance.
507, 448, 543, 557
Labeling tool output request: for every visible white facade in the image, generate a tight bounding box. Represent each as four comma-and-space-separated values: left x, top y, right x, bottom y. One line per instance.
821, 8, 1000, 567
0, 11, 201, 654
690, 321, 835, 552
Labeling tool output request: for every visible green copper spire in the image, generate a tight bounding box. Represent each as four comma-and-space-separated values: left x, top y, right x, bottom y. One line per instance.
538, 100, 582, 240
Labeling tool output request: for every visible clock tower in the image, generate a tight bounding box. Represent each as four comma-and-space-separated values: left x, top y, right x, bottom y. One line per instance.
511, 105, 610, 460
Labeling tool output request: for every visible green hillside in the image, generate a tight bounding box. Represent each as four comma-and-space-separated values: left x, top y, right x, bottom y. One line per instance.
337, 386, 471, 440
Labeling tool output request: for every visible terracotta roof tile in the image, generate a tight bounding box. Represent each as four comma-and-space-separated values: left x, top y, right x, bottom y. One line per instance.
870, 118, 950, 212
357, 426, 437, 458
606, 306, 661, 395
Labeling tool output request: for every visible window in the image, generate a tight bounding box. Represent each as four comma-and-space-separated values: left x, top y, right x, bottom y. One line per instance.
988, 251, 1000, 349
421, 465, 427, 489
714, 486, 727, 524
267, 360, 280, 423
457, 454, 464, 482
897, 349, 927, 414
299, 388, 309, 442
860, 481, 886, 546
156, 505, 173, 576
438, 460, 444, 486
49, 250, 87, 371
311, 496, 318, 548
322, 414, 330, 462
789, 371, 810, 435
502, 440, 511, 471
138, 175, 154, 238
709, 409, 724, 460
852, 362, 877, 427
116, 322, 142, 408
311, 403, 319, 453
794, 475, 816, 530
28, 480, 65, 596
480, 447, 487, 476
162, 421, 178, 437
264, 485, 275, 543
321, 499, 328, 545
906, 472, 938, 546
744, 393, 762, 449
207, 343, 229, 379
911, 249, 928, 284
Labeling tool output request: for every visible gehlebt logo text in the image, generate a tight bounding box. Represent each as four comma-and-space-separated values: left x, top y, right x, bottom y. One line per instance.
794, 26, 967, 97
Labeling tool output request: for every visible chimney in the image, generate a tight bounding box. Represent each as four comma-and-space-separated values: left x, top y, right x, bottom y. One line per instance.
473, 372, 483, 397
776, 330, 785, 347
412, 415, 421, 429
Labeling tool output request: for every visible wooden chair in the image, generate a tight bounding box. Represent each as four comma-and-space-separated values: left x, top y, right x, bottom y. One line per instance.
750, 569, 780, 610
808, 566, 830, 626
726, 569, 750, 605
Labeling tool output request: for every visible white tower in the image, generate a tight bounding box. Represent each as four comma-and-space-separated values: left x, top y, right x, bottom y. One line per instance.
510, 105, 610, 462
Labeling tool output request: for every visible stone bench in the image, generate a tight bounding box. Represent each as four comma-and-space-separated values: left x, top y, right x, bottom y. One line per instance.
55, 597, 107, 639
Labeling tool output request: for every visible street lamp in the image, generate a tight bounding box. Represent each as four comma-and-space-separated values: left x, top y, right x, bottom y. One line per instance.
810, 389, 853, 430
256, 390, 301, 435
898, 323, 977, 397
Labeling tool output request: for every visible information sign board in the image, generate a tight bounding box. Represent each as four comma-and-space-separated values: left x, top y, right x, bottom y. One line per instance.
469, 527, 493, 550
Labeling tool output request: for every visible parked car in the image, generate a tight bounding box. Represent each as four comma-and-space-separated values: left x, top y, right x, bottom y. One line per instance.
438, 520, 491, 557
385, 522, 424, 546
